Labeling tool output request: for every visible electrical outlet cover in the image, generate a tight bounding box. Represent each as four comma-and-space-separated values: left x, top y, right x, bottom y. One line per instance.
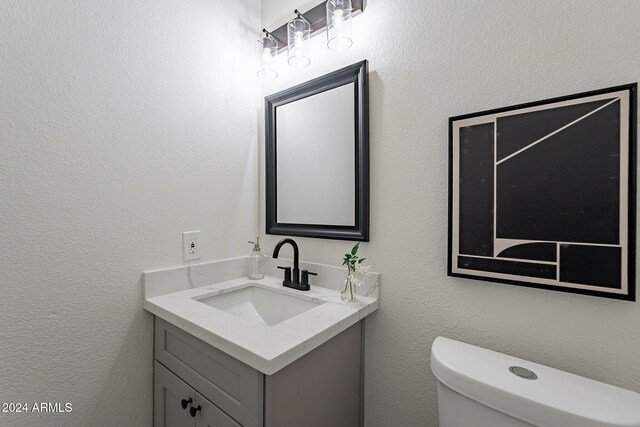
182, 231, 201, 261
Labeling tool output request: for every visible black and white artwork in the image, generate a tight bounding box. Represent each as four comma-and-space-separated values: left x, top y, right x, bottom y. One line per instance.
448, 84, 636, 300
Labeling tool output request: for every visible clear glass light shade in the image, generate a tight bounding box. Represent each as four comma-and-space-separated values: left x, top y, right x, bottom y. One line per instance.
257, 34, 278, 80
287, 17, 311, 68
326, 0, 353, 51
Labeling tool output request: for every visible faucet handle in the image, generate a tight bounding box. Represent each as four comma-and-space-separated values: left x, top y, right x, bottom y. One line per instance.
300, 270, 317, 290
277, 266, 292, 283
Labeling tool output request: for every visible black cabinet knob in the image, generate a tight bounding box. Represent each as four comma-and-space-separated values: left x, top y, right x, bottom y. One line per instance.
189, 405, 201, 417
181, 398, 192, 410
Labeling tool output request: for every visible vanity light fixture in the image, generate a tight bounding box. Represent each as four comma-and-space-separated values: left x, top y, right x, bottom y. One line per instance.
326, 0, 353, 51
256, 1, 363, 78
287, 10, 311, 68
257, 29, 279, 80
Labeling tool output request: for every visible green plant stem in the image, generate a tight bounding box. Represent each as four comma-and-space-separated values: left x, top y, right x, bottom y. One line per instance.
350, 277, 354, 300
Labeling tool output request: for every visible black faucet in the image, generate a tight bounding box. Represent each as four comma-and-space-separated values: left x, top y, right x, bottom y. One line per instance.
272, 238, 316, 291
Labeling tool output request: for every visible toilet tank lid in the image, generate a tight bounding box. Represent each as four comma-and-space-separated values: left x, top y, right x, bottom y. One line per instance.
431, 337, 640, 427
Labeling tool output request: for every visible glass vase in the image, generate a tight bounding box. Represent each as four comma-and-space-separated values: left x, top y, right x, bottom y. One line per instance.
341, 274, 357, 302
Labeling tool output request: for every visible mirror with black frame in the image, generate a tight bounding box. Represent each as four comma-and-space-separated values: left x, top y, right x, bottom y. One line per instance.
265, 60, 369, 241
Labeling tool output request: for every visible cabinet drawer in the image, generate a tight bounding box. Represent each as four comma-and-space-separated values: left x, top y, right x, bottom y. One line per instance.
154, 317, 263, 427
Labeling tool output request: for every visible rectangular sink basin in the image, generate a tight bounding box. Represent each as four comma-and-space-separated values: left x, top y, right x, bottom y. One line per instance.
195, 285, 324, 327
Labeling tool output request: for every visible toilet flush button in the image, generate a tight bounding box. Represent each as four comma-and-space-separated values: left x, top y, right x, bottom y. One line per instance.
509, 366, 538, 380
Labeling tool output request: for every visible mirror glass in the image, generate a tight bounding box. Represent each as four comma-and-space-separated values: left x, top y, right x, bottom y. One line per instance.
265, 60, 369, 241
276, 83, 355, 226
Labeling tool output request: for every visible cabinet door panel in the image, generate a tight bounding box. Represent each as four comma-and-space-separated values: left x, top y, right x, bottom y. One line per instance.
154, 362, 196, 427
155, 317, 264, 426
265, 321, 363, 427
195, 393, 241, 427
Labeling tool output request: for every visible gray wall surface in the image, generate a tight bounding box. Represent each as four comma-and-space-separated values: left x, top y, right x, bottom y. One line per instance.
0, 0, 260, 425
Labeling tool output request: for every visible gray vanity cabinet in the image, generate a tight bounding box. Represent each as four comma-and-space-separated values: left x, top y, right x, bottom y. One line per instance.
153, 317, 363, 427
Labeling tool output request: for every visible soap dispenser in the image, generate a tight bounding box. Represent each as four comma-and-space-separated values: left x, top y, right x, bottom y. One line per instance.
248, 237, 265, 280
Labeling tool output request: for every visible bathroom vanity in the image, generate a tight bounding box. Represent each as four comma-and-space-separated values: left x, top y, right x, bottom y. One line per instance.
143, 259, 380, 427
154, 317, 362, 427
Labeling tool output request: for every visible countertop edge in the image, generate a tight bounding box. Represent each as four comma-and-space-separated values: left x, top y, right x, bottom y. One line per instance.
144, 296, 379, 375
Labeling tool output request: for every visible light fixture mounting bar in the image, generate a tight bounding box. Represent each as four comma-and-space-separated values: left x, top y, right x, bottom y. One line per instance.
294, 9, 310, 21
267, 0, 364, 53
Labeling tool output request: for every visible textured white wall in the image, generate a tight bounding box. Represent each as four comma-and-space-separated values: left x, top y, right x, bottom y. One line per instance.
0, 0, 260, 425
260, 1, 640, 425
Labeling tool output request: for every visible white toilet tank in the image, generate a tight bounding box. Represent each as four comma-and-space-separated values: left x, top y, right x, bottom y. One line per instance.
431, 337, 640, 427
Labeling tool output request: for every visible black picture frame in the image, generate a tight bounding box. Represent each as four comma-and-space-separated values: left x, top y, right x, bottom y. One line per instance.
448, 83, 637, 301
265, 60, 369, 241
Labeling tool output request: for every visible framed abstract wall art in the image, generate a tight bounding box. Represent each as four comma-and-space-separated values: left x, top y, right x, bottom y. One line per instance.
448, 84, 637, 300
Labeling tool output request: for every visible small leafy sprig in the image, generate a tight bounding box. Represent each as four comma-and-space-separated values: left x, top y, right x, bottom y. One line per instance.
343, 243, 366, 275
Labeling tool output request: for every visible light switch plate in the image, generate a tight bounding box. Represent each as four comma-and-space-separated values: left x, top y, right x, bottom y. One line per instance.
183, 231, 201, 261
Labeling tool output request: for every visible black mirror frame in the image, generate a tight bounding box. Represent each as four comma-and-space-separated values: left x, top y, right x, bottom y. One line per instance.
265, 60, 369, 241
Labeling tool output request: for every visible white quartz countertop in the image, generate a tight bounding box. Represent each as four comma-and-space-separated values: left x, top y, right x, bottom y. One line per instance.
144, 275, 379, 375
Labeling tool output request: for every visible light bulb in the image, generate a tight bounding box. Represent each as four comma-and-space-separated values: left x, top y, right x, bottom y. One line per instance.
262, 48, 272, 63
258, 34, 278, 80
287, 16, 311, 67
326, 0, 353, 51
334, 9, 344, 27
